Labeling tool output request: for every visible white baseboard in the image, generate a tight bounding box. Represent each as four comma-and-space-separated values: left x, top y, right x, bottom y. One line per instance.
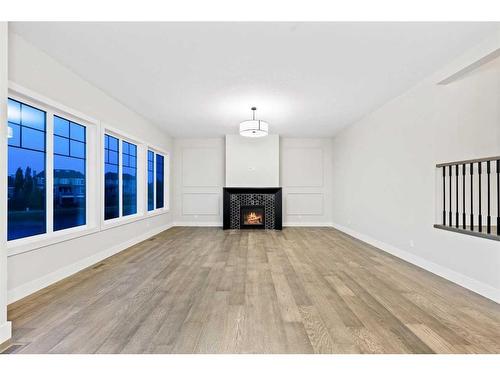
331, 222, 500, 304
7, 223, 174, 304
0, 321, 12, 345
283, 222, 333, 227
173, 221, 222, 227
173, 222, 334, 228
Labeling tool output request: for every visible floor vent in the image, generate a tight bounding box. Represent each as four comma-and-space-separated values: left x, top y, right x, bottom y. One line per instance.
1, 344, 25, 354
92, 262, 106, 270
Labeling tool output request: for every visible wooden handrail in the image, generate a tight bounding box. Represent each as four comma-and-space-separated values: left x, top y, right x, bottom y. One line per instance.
436, 155, 500, 168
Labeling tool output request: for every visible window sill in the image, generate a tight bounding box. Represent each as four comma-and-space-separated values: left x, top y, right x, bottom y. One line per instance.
101, 208, 170, 231
7, 225, 99, 257
101, 212, 144, 230
146, 207, 170, 218
7, 210, 171, 257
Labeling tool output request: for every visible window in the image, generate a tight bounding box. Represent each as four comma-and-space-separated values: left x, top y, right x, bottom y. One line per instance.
156, 154, 164, 209
147, 149, 166, 212
104, 134, 138, 221
104, 134, 119, 220
7, 98, 47, 241
122, 141, 137, 216
147, 150, 154, 211
53, 116, 86, 231
6, 93, 93, 246
6, 88, 167, 250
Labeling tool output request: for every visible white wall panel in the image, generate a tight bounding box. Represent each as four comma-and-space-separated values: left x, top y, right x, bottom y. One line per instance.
286, 193, 324, 216
175, 137, 332, 227
281, 138, 332, 226
182, 147, 222, 187
182, 193, 220, 216
173, 138, 225, 225
225, 134, 279, 187
282, 147, 323, 187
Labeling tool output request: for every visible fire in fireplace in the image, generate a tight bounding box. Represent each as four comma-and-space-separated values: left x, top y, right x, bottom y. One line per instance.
244, 211, 263, 225
240, 206, 265, 228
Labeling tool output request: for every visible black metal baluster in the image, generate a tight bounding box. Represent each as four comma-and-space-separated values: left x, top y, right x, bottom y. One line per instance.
462, 164, 466, 230
478, 162, 482, 233
442, 167, 446, 225
487, 160, 491, 234
470, 163, 474, 231
456, 164, 459, 228
497, 159, 499, 236
449, 165, 452, 227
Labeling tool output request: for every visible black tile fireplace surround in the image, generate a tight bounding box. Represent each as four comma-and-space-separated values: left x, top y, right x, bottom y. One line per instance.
223, 187, 282, 230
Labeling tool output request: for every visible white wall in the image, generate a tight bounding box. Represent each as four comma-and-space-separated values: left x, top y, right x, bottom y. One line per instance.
225, 134, 279, 187
6, 32, 174, 303
0, 22, 12, 345
331, 38, 500, 302
173, 138, 225, 226
174, 136, 332, 226
281, 138, 332, 226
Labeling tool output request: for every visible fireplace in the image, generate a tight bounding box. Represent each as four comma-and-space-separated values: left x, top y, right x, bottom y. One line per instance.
240, 206, 265, 229
223, 187, 282, 230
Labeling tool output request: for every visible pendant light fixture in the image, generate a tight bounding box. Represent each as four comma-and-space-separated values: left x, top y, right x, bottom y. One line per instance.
239, 107, 269, 137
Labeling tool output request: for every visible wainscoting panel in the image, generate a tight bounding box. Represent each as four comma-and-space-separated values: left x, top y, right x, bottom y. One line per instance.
182, 147, 223, 187
281, 139, 332, 225
175, 138, 332, 226
286, 193, 324, 216
174, 139, 225, 224
281, 147, 324, 187
182, 193, 220, 216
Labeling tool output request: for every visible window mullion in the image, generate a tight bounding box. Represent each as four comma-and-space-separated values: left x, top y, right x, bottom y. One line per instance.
138, 145, 145, 215
153, 151, 156, 210
101, 128, 106, 225
119, 139, 123, 217
85, 123, 91, 228
46, 111, 54, 234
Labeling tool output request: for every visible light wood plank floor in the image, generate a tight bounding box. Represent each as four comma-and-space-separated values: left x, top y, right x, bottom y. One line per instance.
6, 227, 500, 354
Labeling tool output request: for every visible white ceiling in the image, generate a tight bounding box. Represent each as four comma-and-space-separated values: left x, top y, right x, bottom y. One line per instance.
9, 22, 499, 138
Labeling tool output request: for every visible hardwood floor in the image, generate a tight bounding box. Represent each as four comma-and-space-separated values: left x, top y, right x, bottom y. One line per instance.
6, 227, 500, 354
